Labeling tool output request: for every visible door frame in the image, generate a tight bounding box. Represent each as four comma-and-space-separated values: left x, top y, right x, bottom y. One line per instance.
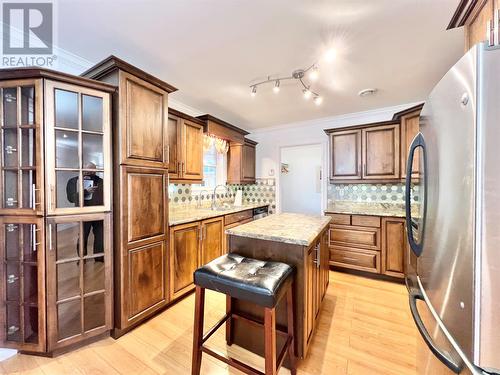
277, 142, 327, 214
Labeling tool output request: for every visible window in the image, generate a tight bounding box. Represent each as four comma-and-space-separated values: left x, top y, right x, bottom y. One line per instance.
193, 142, 226, 191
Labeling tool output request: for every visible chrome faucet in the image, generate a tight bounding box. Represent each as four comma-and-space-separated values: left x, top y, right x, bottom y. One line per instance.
212, 184, 228, 210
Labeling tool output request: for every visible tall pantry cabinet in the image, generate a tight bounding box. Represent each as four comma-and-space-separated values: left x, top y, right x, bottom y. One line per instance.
82, 56, 177, 337
0, 69, 115, 354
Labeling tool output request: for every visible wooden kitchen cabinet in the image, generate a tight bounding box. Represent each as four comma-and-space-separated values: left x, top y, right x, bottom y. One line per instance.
82, 57, 176, 337
45, 213, 112, 351
81, 56, 176, 169
200, 217, 224, 265
169, 221, 200, 300
169, 216, 227, 301
0, 69, 115, 355
381, 217, 407, 278
362, 124, 400, 180
167, 108, 204, 183
326, 213, 407, 279
115, 166, 169, 332
448, 0, 499, 51
0, 216, 45, 353
328, 129, 362, 180
227, 139, 257, 184
398, 105, 423, 179
0, 79, 44, 216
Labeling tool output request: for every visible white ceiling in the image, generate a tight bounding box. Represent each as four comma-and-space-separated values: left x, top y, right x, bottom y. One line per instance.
56, 0, 464, 130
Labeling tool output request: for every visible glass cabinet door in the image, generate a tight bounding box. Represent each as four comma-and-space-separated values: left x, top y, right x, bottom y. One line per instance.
46, 213, 111, 350
0, 216, 45, 353
0, 80, 44, 215
44, 80, 111, 215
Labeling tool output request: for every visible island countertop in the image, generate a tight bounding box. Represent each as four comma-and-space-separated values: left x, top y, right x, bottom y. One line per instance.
225, 212, 331, 246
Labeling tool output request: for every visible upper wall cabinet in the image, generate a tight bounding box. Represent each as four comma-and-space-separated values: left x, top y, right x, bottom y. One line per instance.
362, 124, 400, 180
228, 139, 257, 184
81, 55, 177, 169
325, 104, 423, 183
168, 108, 204, 183
45, 80, 112, 215
448, 0, 500, 51
197, 114, 255, 184
398, 105, 422, 179
328, 129, 362, 181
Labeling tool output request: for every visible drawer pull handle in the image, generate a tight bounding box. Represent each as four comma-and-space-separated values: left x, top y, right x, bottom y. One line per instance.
7, 274, 19, 284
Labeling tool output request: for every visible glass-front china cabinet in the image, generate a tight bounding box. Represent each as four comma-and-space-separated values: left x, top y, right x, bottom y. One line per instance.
0, 69, 114, 355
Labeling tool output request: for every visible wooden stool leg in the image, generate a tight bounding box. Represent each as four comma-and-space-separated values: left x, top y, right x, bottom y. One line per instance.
264, 306, 277, 375
286, 286, 297, 375
226, 295, 233, 346
192, 286, 205, 375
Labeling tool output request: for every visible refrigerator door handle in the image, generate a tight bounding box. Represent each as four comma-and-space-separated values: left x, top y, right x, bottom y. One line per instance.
409, 287, 463, 374
405, 132, 427, 257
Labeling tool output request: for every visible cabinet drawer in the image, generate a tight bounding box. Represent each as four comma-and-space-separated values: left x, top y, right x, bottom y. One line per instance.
330, 247, 380, 273
327, 213, 351, 225
224, 209, 253, 226
329, 225, 381, 250
351, 215, 380, 228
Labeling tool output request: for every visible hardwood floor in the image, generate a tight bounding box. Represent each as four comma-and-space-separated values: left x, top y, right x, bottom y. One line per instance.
0, 271, 417, 375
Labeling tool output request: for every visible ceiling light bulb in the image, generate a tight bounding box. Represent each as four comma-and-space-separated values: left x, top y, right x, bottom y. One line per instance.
323, 48, 336, 63
251, 86, 257, 97
314, 96, 323, 106
273, 80, 280, 93
303, 89, 312, 100
309, 66, 319, 81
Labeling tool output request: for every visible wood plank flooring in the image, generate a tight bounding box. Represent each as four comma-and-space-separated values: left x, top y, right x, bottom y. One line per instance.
0, 271, 417, 375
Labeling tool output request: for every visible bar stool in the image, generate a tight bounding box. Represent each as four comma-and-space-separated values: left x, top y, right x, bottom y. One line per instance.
191, 253, 297, 375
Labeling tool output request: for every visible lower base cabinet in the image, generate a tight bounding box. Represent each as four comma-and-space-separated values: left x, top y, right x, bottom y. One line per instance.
0, 213, 113, 354
169, 216, 224, 301
327, 213, 407, 279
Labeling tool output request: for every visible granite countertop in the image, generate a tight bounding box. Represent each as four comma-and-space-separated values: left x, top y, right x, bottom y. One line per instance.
325, 201, 418, 218
225, 213, 331, 246
169, 203, 269, 226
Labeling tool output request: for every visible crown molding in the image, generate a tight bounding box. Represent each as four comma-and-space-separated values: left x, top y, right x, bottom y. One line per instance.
249, 101, 423, 134
168, 98, 205, 117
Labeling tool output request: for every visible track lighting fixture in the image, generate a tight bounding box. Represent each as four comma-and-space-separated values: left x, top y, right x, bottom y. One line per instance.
248, 61, 324, 105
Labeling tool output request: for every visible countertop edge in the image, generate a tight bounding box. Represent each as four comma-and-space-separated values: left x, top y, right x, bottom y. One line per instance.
169, 204, 269, 226
226, 215, 331, 247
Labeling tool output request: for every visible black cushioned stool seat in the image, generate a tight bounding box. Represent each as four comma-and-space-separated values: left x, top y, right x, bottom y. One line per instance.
191, 253, 297, 375
194, 253, 294, 308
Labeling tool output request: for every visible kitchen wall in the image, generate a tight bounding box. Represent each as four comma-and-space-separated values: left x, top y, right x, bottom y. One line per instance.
168, 178, 277, 213
248, 102, 421, 213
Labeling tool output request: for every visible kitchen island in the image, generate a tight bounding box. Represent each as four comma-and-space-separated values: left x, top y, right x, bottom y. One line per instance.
226, 213, 331, 359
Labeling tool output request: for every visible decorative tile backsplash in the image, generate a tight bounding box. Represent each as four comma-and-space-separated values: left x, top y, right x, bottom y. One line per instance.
328, 183, 419, 205
168, 178, 277, 214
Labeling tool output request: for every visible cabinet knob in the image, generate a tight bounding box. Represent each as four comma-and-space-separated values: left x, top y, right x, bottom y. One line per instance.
6, 197, 18, 207
7, 274, 19, 284
6, 224, 18, 232
7, 325, 19, 335
4, 146, 17, 154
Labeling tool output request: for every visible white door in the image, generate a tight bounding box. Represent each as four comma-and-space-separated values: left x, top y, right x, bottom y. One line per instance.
280, 144, 322, 215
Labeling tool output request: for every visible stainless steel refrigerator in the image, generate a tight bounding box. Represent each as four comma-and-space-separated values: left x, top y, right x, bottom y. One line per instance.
405, 42, 500, 375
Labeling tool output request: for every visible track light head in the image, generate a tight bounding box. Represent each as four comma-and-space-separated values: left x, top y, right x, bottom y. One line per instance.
273, 80, 280, 93
251, 86, 257, 97
303, 89, 312, 100
313, 96, 323, 105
